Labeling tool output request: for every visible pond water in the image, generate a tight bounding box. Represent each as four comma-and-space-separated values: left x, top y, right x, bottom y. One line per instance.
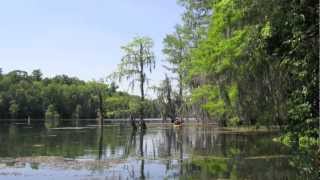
0, 121, 316, 180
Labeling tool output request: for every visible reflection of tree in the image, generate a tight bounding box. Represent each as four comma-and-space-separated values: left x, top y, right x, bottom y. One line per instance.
156, 126, 175, 171
166, 127, 173, 156
93, 126, 106, 174
75, 118, 79, 127
175, 128, 183, 175
44, 118, 60, 129
8, 124, 17, 139
97, 126, 104, 160
165, 127, 173, 170
122, 128, 138, 179
181, 127, 309, 180
124, 129, 137, 157
139, 129, 146, 180
287, 149, 318, 179
30, 162, 39, 169
2, 123, 314, 179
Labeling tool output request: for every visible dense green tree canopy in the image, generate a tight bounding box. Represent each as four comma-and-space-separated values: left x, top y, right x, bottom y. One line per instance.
0, 70, 159, 120
161, 0, 318, 149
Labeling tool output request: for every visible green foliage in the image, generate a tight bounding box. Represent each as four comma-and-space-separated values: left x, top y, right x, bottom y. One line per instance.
72, 104, 82, 119
169, 0, 319, 149
110, 36, 156, 128
31, 69, 43, 81
45, 104, 60, 120
9, 100, 19, 118
110, 36, 155, 91
163, 26, 189, 116
104, 93, 158, 119
0, 70, 159, 120
187, 158, 228, 178
227, 116, 240, 127
153, 75, 176, 121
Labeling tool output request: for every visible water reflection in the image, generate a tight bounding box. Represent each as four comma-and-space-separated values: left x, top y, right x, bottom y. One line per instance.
140, 129, 145, 180
44, 118, 60, 129
97, 125, 104, 160
0, 122, 317, 179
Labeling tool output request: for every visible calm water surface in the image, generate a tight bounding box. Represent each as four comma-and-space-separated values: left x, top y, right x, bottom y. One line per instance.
0, 121, 316, 180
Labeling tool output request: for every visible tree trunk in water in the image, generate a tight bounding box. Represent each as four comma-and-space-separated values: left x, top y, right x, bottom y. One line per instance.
130, 113, 137, 130
139, 43, 146, 129
98, 126, 104, 160
98, 91, 104, 126
178, 73, 183, 116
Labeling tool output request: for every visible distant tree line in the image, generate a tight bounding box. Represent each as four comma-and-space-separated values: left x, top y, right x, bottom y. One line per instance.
0, 69, 159, 120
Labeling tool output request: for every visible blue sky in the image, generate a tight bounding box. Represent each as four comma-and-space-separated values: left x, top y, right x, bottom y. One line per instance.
0, 0, 183, 97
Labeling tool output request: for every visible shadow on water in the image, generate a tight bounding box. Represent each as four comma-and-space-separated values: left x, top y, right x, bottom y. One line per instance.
0, 120, 317, 179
